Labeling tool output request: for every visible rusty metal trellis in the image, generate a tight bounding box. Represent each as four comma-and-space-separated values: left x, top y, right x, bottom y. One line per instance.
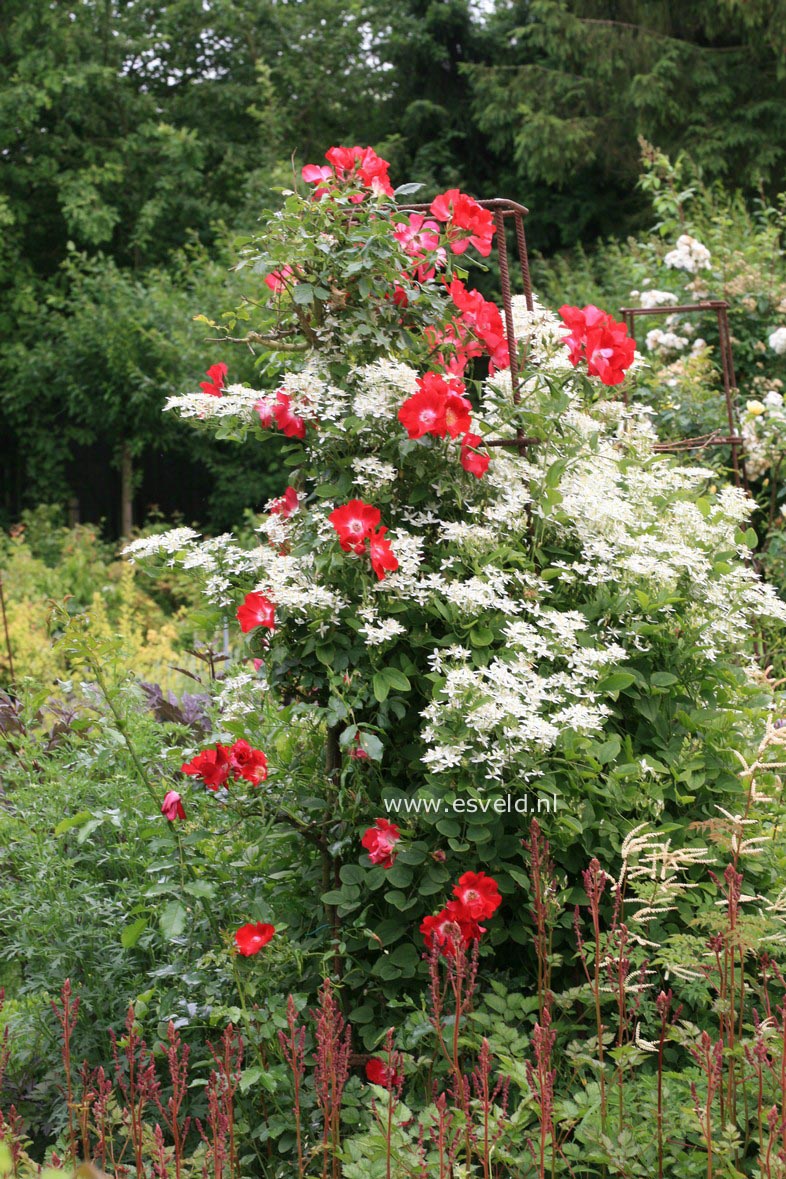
402, 197, 536, 452
404, 201, 746, 480
619, 300, 746, 487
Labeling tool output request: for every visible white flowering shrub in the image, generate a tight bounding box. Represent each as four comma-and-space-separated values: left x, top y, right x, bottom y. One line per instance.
128, 148, 784, 985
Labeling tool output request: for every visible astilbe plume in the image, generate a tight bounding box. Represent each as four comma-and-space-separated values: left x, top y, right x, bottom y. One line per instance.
207, 1025, 243, 1179
110, 1005, 161, 1179
525, 998, 557, 1179
523, 820, 559, 1020
198, 1068, 230, 1179
426, 930, 484, 1171
428, 1092, 462, 1179
154, 1022, 192, 1179
0, 989, 25, 1175
312, 980, 351, 1179
278, 996, 307, 1179
368, 1027, 405, 1179
470, 1037, 510, 1179
88, 1065, 115, 1174
52, 978, 80, 1167
575, 858, 610, 1130
689, 1031, 724, 1178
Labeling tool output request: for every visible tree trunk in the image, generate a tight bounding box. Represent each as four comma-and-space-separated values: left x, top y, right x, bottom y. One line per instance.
120, 441, 134, 537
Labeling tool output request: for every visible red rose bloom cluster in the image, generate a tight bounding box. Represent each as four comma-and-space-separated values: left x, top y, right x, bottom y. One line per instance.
429, 189, 495, 257
181, 739, 268, 791
559, 304, 636, 387
200, 362, 227, 397
329, 500, 399, 580
255, 391, 307, 439
447, 278, 510, 372
420, 871, 501, 956
398, 372, 472, 440
234, 922, 275, 956
361, 818, 401, 869
424, 318, 484, 376
237, 591, 276, 633
302, 145, 394, 200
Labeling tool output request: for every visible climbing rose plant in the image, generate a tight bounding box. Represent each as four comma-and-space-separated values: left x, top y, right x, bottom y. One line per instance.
126, 146, 786, 999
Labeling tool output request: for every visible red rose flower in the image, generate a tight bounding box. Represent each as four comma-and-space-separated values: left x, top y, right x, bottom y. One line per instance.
424, 321, 483, 377
181, 745, 231, 791
420, 900, 485, 956
234, 922, 275, 956
585, 321, 636, 387
272, 392, 307, 439
452, 871, 501, 919
301, 162, 334, 199
348, 732, 370, 760
161, 790, 186, 821
367, 526, 399, 580
237, 591, 276, 633
229, 739, 268, 785
356, 146, 394, 197
443, 389, 473, 439
398, 372, 471, 439
365, 1057, 404, 1089
398, 385, 447, 439
394, 213, 441, 255
269, 486, 300, 518
558, 304, 609, 364
429, 190, 495, 257
460, 432, 490, 479
200, 362, 227, 397
392, 284, 409, 308
558, 305, 635, 386
255, 397, 276, 428
302, 163, 333, 184
255, 393, 307, 438
329, 500, 382, 554
264, 266, 295, 293
361, 818, 401, 869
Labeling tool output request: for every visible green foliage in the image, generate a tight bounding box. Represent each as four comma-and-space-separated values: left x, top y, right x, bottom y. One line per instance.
1, 244, 285, 531
0, 510, 205, 691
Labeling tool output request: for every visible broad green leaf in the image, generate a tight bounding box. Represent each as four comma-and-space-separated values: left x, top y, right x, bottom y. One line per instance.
159, 899, 187, 940
121, 917, 148, 948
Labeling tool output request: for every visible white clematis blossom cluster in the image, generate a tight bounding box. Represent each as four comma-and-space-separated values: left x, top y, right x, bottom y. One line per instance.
128, 297, 786, 790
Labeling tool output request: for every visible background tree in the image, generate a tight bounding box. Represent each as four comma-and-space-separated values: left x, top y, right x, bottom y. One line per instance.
4, 0, 786, 534
466, 0, 786, 247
